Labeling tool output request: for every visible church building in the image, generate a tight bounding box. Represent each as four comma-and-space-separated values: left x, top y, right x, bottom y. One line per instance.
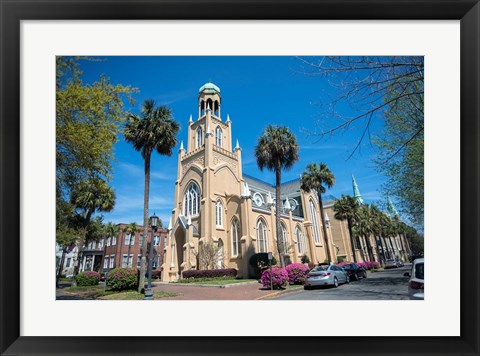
161, 82, 355, 281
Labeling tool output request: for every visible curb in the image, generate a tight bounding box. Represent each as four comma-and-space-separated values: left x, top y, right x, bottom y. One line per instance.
256, 287, 304, 300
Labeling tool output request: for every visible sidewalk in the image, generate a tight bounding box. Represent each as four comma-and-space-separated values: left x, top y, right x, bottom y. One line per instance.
151, 281, 300, 300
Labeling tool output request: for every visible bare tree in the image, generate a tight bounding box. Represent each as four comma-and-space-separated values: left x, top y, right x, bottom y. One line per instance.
191, 242, 223, 270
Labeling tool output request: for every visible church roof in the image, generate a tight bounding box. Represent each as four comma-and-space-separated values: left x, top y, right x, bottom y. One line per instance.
243, 174, 337, 201
199, 82, 220, 93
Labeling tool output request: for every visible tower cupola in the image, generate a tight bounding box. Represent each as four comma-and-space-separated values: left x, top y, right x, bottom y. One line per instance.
198, 82, 221, 119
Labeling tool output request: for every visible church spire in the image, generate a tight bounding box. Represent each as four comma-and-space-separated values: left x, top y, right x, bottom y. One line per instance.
352, 174, 364, 204
387, 195, 399, 217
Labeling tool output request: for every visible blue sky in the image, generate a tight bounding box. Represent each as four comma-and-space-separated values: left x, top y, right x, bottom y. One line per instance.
77, 56, 391, 227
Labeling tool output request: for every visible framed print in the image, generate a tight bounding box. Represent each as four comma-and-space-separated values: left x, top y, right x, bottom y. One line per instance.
1, 0, 479, 355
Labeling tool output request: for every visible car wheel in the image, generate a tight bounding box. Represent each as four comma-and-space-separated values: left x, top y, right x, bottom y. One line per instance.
333, 277, 339, 288
353, 273, 358, 281
363, 271, 367, 278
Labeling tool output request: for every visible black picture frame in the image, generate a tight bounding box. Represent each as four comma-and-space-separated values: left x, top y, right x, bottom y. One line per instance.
1, 1, 479, 355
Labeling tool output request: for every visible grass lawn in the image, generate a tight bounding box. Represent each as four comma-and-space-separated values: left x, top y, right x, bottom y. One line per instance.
174, 277, 258, 285
62, 285, 180, 300
98, 291, 180, 300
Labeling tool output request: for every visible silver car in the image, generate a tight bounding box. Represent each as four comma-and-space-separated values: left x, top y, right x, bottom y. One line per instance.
304, 264, 349, 289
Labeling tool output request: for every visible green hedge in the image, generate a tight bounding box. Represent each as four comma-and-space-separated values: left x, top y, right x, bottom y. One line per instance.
76, 271, 100, 286
106, 268, 138, 291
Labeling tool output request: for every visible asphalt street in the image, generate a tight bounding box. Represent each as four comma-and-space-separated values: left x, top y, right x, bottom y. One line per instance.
273, 265, 411, 300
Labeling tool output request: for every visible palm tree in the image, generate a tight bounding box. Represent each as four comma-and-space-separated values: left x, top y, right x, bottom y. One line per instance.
356, 205, 376, 262
70, 178, 115, 275
300, 162, 335, 263
254, 125, 299, 267
123, 222, 140, 268
370, 204, 386, 263
333, 195, 360, 263
124, 99, 179, 292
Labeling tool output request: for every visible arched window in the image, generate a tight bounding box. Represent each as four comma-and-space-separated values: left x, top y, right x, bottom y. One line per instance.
217, 240, 224, 269
184, 182, 200, 216
309, 199, 321, 244
215, 200, 223, 227
215, 126, 222, 147
296, 226, 305, 255
196, 127, 203, 148
280, 222, 288, 255
257, 219, 268, 253
231, 218, 240, 257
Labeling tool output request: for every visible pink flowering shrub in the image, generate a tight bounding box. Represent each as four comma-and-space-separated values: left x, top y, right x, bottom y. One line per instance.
106, 268, 138, 291
75, 271, 100, 286
261, 267, 288, 289
285, 263, 310, 285
356, 261, 381, 270
336, 261, 347, 267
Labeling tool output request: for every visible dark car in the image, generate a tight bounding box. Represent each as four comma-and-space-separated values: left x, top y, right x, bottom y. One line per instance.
341, 263, 367, 281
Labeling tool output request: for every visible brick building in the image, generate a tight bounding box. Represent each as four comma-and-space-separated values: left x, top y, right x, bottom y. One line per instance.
80, 224, 168, 278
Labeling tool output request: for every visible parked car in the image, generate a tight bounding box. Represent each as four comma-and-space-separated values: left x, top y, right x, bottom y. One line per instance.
404, 258, 424, 300
384, 259, 400, 269
395, 258, 405, 267
342, 263, 367, 281
304, 264, 349, 289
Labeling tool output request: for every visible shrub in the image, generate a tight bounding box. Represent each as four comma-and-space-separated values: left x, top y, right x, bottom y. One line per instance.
336, 261, 347, 268
300, 254, 310, 264
285, 263, 310, 285
106, 268, 138, 291
337, 256, 345, 263
261, 267, 288, 289
152, 270, 162, 279
182, 268, 237, 279
249, 253, 277, 278
75, 271, 100, 286
356, 261, 380, 270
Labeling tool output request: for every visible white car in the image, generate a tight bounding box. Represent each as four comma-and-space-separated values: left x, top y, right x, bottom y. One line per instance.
404, 258, 424, 300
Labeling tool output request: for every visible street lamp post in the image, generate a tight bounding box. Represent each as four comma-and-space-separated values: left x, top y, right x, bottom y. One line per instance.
144, 213, 159, 300
268, 252, 273, 291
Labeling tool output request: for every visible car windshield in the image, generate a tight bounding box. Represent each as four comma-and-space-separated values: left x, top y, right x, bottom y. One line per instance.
343, 264, 354, 269
311, 266, 328, 272
414, 262, 424, 280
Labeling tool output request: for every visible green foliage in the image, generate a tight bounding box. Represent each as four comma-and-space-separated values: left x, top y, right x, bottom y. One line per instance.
300, 254, 310, 264
56, 57, 137, 191
337, 256, 344, 263
106, 268, 139, 291
76, 271, 100, 286
249, 253, 278, 278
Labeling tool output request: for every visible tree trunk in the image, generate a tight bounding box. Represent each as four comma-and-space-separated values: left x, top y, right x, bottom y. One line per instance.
364, 234, 375, 262
138, 152, 151, 293
318, 193, 332, 263
275, 166, 285, 268
56, 248, 66, 287
127, 235, 132, 268
347, 219, 357, 263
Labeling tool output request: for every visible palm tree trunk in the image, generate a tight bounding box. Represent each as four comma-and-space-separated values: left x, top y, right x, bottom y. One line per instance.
138, 152, 151, 293
364, 234, 375, 262
275, 167, 285, 268
127, 235, 132, 267
317, 193, 332, 263
347, 219, 357, 263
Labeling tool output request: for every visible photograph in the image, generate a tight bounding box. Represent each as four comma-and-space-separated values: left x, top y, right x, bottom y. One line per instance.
56, 56, 424, 301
